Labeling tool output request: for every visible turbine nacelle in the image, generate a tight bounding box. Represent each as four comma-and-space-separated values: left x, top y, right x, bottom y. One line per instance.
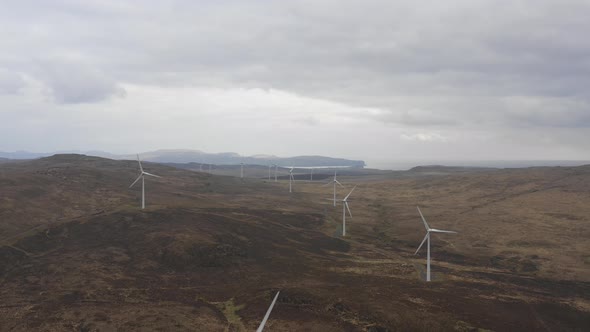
129, 154, 162, 209
414, 206, 457, 281
288, 167, 294, 192
341, 185, 357, 236
322, 171, 345, 207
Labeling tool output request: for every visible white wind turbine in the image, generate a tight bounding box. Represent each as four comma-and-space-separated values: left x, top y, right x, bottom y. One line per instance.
268, 164, 272, 180
341, 185, 356, 236
323, 170, 344, 207
129, 155, 162, 209
256, 291, 280, 332
288, 167, 295, 192
414, 206, 457, 282
274, 165, 278, 182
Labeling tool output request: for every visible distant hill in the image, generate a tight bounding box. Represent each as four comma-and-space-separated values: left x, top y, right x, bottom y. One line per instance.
0, 153, 245, 241
0, 151, 51, 159
408, 165, 496, 173
0, 150, 120, 160
0, 149, 366, 168
111, 150, 366, 167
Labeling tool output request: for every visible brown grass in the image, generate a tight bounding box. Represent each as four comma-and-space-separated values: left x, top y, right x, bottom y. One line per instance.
1, 156, 589, 331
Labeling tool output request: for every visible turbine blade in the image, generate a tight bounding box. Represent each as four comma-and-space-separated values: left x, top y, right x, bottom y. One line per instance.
137, 154, 143, 172
345, 201, 352, 218
321, 181, 332, 187
417, 206, 430, 230
343, 185, 357, 200
256, 291, 280, 332
414, 233, 429, 255
143, 172, 162, 178
335, 180, 344, 188
430, 228, 458, 234
129, 174, 142, 188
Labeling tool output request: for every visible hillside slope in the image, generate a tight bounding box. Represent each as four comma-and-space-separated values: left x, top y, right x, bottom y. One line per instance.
1, 156, 589, 331
0, 154, 271, 242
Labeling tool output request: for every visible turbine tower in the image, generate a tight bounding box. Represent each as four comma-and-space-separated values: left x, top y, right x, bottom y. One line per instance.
274, 165, 278, 182
414, 206, 457, 282
129, 154, 161, 209
240, 163, 244, 179
323, 171, 344, 207
341, 185, 356, 236
288, 167, 295, 192
268, 164, 272, 180
256, 291, 280, 332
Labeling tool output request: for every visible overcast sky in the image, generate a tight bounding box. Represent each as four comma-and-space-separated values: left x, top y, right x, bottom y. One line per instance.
1, 0, 590, 167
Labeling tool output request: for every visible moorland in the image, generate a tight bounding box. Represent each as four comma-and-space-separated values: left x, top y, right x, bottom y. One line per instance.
1, 154, 589, 331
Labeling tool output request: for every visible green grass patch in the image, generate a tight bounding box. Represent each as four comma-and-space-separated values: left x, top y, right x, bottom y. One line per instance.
213, 298, 246, 331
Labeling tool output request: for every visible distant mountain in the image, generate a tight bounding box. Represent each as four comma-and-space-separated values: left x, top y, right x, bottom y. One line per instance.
0, 150, 120, 160
0, 149, 365, 168
409, 165, 496, 173
0, 151, 51, 159
118, 149, 365, 167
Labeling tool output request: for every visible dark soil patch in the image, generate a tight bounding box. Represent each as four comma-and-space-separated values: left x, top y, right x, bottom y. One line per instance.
489, 254, 540, 273
0, 246, 29, 274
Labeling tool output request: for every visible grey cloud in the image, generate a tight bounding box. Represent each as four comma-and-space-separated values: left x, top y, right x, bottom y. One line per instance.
500, 96, 590, 128
0, 69, 25, 94
294, 116, 320, 126
34, 61, 126, 104
1, 0, 590, 159
7, 0, 589, 107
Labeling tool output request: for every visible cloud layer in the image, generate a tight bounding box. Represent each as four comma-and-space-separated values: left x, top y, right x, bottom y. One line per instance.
1, 0, 589, 165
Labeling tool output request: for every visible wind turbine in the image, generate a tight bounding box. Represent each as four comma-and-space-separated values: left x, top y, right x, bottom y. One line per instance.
274, 165, 278, 182
129, 155, 161, 209
323, 171, 344, 207
268, 164, 272, 180
288, 167, 295, 192
414, 206, 457, 282
341, 185, 356, 236
256, 291, 280, 332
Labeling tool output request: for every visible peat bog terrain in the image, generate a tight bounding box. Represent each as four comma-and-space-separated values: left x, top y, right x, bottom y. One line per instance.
1, 155, 589, 331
